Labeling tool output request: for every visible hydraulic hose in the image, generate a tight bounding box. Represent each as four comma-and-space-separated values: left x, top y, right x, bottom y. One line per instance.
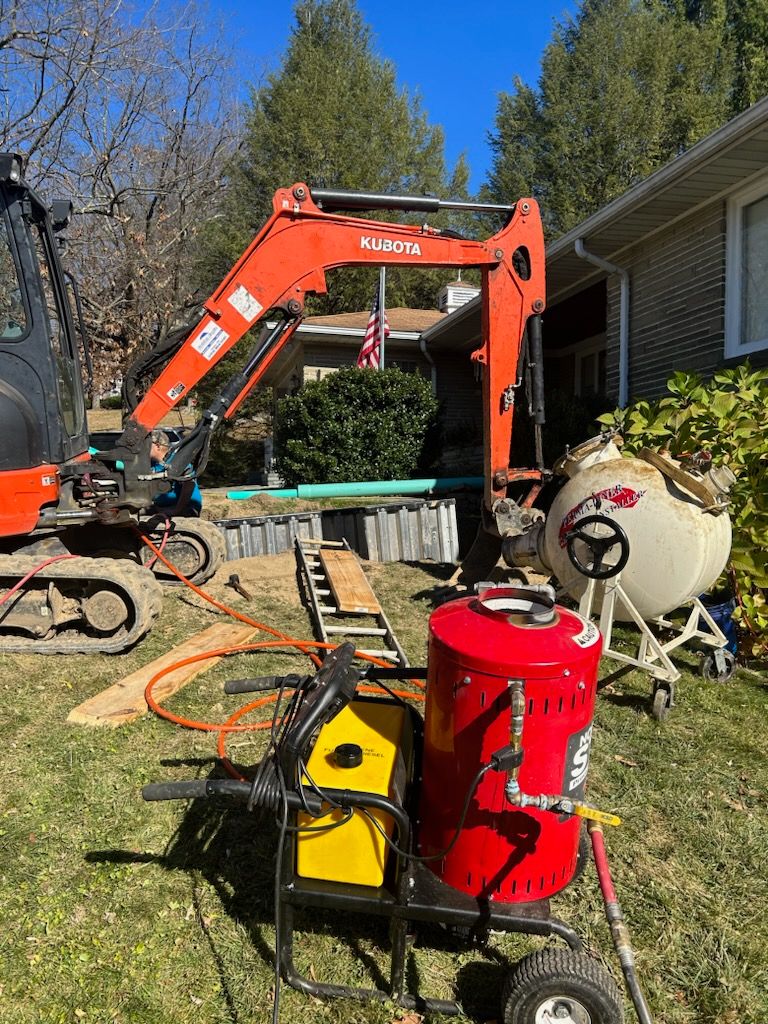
136, 530, 425, 781
142, 516, 172, 570
138, 529, 427, 683
589, 822, 654, 1024
0, 553, 78, 608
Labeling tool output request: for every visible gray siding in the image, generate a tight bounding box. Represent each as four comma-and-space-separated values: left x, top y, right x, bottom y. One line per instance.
606, 202, 727, 400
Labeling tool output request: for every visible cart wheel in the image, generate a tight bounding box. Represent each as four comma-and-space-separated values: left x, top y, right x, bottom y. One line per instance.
701, 648, 736, 684
500, 949, 623, 1023
651, 686, 671, 722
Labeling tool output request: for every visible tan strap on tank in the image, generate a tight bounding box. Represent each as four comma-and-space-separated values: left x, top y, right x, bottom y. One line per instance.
637, 448, 726, 514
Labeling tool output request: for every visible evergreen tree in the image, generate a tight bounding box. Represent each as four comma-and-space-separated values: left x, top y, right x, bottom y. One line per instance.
725, 0, 768, 111
487, 0, 734, 236
201, 0, 471, 313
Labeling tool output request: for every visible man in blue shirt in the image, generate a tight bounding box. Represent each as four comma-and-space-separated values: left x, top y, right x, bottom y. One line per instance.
150, 429, 202, 517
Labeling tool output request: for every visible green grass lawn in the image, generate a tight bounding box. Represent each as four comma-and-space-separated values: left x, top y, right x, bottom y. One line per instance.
1, 559, 766, 1024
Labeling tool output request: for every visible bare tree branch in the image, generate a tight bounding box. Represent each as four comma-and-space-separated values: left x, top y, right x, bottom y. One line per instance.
0, 0, 238, 390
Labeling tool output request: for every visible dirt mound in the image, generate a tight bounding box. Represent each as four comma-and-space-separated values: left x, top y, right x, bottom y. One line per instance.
208, 551, 302, 608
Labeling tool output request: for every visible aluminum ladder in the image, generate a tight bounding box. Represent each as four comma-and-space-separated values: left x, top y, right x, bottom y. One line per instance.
295, 537, 409, 666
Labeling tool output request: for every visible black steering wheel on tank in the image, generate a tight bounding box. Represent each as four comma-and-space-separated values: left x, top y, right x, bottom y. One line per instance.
565, 514, 630, 581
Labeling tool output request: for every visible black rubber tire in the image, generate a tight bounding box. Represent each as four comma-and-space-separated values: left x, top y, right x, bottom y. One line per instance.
143, 518, 226, 586
651, 687, 671, 722
701, 649, 736, 684
501, 948, 624, 1024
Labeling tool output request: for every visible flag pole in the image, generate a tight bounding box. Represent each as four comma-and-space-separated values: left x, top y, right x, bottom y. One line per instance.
378, 266, 386, 370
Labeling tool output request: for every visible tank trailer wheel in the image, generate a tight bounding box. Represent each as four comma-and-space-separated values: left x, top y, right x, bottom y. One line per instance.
500, 948, 624, 1024
565, 515, 630, 581
651, 684, 672, 722
701, 648, 736, 684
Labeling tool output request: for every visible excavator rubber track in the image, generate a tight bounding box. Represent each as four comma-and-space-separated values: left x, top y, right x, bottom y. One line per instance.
0, 556, 163, 654
139, 517, 226, 586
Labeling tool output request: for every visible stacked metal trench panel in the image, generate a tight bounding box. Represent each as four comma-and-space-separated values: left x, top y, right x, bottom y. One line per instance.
214, 498, 458, 564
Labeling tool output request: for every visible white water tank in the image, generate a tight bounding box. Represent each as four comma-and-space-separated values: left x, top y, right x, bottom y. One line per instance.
539, 440, 733, 620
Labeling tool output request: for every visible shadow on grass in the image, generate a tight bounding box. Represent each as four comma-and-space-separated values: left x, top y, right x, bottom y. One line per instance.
88, 777, 278, 1020
596, 665, 653, 714
597, 691, 652, 714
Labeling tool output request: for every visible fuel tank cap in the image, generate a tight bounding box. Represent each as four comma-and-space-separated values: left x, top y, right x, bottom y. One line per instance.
334, 743, 363, 768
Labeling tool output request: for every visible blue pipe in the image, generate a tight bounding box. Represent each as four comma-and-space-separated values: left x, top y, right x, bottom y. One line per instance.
226, 477, 484, 501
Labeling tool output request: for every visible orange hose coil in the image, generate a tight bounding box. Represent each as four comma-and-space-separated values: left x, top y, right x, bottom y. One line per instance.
137, 531, 425, 780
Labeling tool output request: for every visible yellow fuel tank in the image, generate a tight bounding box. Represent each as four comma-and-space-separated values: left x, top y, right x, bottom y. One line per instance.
296, 697, 408, 887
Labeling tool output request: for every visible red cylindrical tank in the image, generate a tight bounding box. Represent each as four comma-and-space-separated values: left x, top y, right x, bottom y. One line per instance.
417, 586, 602, 903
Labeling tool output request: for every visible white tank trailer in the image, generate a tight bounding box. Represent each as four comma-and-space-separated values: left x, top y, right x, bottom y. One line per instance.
509, 438, 733, 619
504, 437, 736, 709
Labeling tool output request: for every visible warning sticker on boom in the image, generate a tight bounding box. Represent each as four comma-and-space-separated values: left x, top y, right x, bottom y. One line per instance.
191, 323, 229, 361
227, 285, 263, 323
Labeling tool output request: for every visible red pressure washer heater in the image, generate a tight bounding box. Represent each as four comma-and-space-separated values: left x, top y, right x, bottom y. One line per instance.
418, 584, 602, 902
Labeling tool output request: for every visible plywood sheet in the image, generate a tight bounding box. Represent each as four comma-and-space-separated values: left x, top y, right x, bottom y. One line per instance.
67, 622, 257, 727
319, 548, 381, 614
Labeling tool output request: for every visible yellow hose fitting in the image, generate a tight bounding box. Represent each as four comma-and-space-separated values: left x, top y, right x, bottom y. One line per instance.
572, 803, 621, 827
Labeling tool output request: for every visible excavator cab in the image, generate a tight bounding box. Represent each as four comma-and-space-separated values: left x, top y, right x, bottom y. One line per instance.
0, 154, 225, 653
0, 154, 89, 476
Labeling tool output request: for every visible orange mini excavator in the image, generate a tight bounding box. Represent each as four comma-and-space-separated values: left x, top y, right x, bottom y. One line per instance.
0, 157, 547, 653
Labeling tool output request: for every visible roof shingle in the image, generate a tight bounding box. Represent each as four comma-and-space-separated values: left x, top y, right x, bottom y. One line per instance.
303, 307, 446, 333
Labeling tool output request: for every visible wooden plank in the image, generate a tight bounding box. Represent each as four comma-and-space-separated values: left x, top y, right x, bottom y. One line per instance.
67, 622, 258, 728
319, 548, 381, 614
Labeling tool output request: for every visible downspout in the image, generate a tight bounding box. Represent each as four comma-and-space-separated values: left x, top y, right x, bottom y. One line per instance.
574, 238, 630, 408
419, 334, 438, 396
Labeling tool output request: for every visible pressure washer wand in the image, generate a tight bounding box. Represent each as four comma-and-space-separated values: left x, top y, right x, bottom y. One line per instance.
589, 821, 654, 1024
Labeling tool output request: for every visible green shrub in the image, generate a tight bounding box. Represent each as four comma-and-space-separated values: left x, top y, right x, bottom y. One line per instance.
275, 367, 440, 486
100, 393, 123, 410
597, 364, 768, 657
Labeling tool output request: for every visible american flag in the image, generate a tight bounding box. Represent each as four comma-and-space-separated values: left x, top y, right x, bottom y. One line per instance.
357, 283, 390, 369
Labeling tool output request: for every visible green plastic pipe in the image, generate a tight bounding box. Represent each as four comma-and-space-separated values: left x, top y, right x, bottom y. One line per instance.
226, 477, 484, 500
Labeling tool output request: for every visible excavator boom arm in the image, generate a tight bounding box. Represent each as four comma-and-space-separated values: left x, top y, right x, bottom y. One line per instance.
125, 183, 546, 510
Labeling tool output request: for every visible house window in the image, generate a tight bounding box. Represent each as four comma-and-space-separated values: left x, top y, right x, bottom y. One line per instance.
726, 178, 768, 357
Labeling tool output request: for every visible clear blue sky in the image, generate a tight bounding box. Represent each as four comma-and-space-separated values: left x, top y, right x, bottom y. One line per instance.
209, 1, 576, 193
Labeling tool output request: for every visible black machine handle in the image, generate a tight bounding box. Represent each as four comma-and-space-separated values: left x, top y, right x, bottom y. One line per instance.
359, 665, 428, 681
565, 514, 630, 580
143, 644, 359, 815
224, 673, 308, 695
141, 777, 323, 815
142, 779, 251, 802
